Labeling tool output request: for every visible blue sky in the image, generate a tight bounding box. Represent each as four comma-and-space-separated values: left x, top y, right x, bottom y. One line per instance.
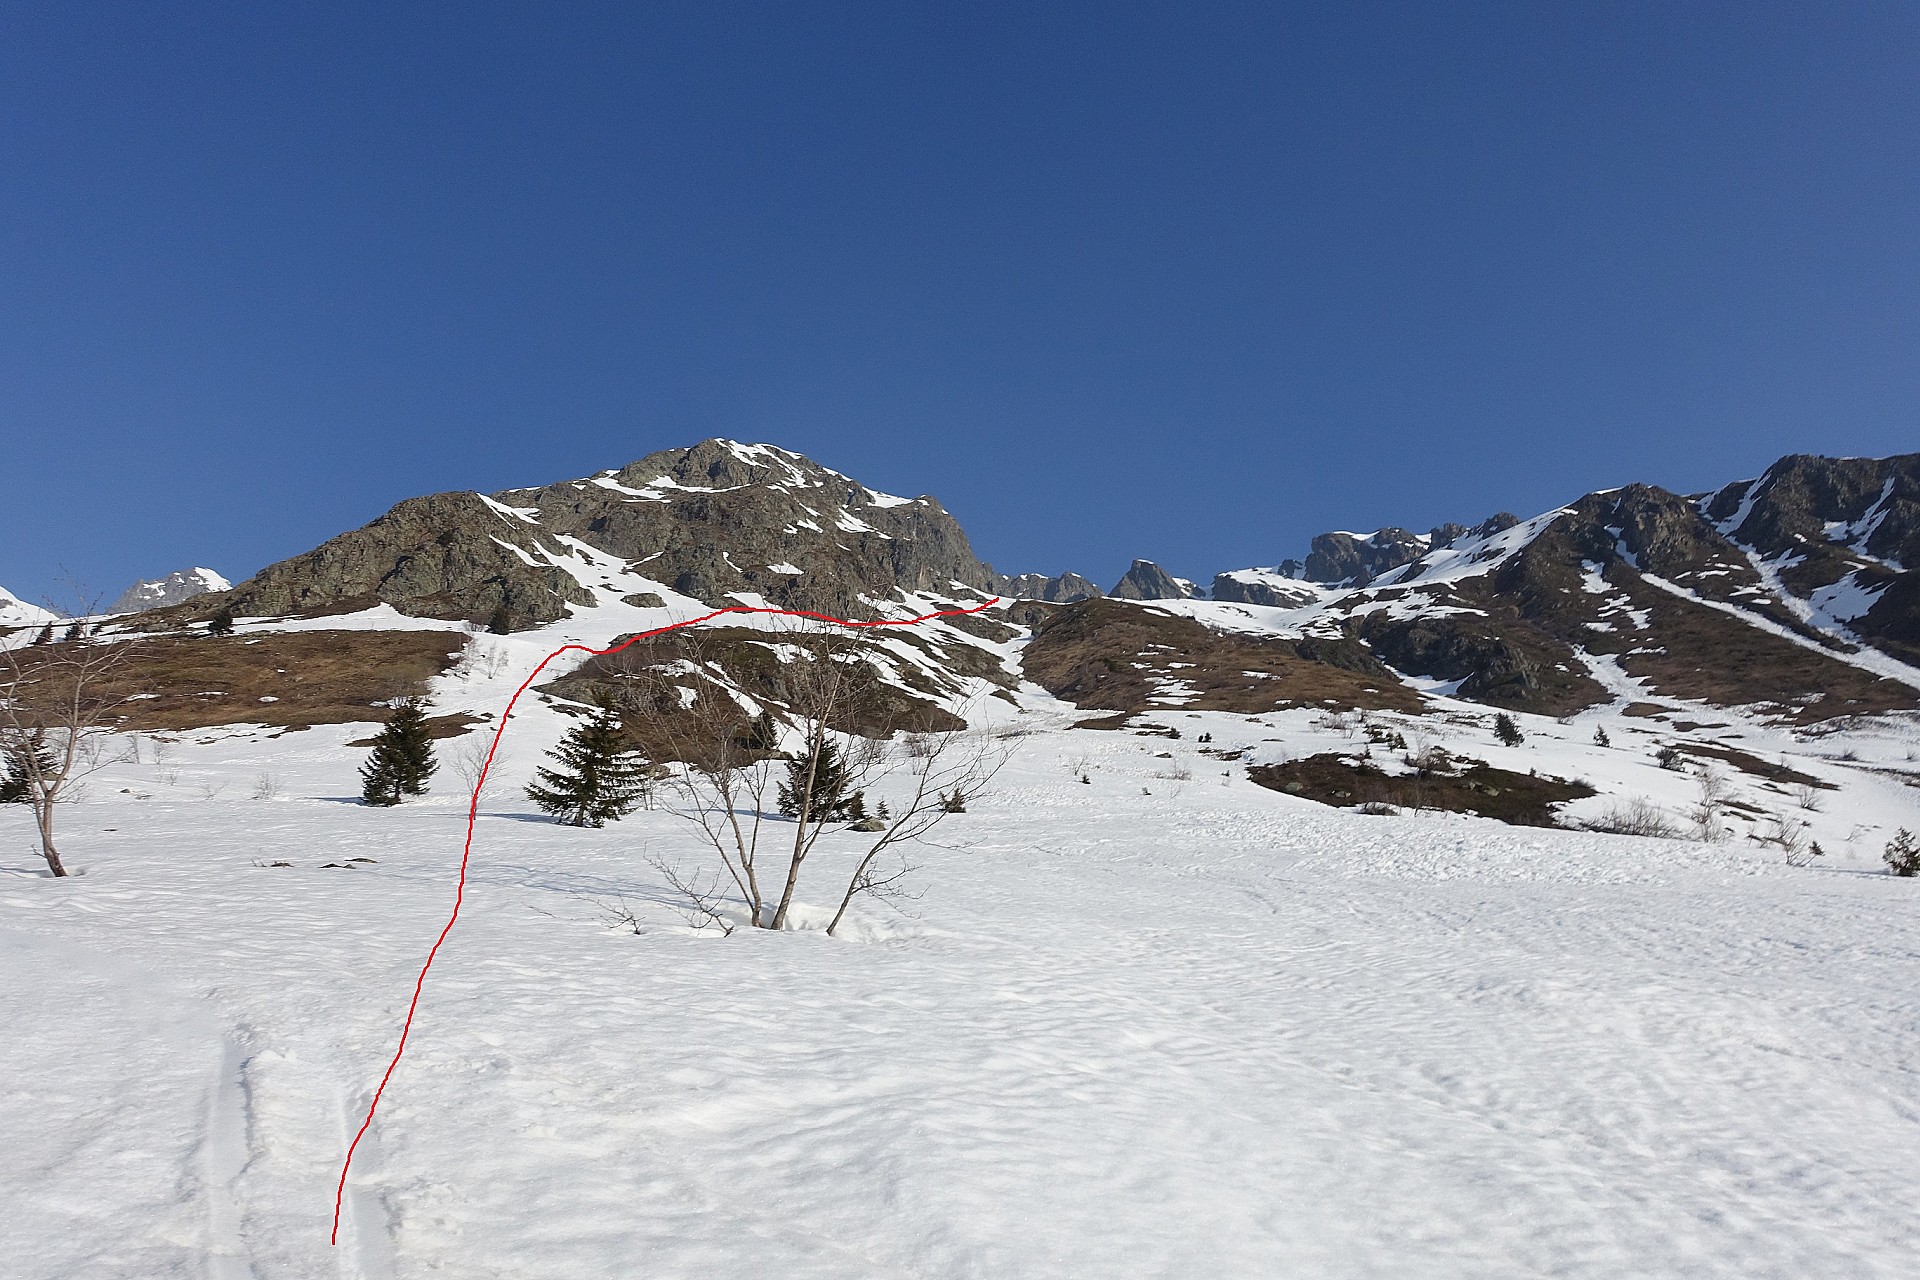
3, 2, 1916, 606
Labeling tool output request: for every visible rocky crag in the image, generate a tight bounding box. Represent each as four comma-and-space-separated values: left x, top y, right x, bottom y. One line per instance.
206, 440, 996, 627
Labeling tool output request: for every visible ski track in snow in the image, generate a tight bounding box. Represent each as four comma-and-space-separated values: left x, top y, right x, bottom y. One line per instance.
2, 707, 1918, 1278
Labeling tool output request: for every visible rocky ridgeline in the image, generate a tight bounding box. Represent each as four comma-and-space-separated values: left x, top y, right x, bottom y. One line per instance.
142, 438, 1920, 732
110, 568, 230, 615
209, 440, 997, 627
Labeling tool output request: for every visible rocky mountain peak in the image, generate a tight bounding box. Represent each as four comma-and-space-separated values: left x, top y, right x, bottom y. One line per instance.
212, 439, 994, 629
1108, 560, 1202, 601
111, 568, 231, 615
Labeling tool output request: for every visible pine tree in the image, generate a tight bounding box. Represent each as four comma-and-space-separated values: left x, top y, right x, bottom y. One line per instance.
487, 603, 514, 635
207, 606, 235, 637
360, 699, 438, 806
777, 739, 861, 822
30, 623, 54, 646
1493, 712, 1525, 747
742, 709, 781, 753
526, 704, 648, 827
1885, 828, 1920, 878
1592, 726, 1611, 748
61, 620, 88, 643
0, 734, 56, 805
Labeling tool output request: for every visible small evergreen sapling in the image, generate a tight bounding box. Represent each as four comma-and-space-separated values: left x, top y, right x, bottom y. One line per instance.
777, 739, 864, 822
207, 606, 235, 636
1885, 828, 1920, 878
30, 623, 54, 646
1592, 726, 1611, 748
487, 603, 514, 635
360, 699, 438, 806
526, 703, 649, 827
1493, 713, 1525, 747
1, 733, 56, 805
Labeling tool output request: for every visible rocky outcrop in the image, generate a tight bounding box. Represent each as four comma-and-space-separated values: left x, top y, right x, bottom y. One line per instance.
111, 568, 231, 615
1210, 570, 1322, 608
992, 571, 1104, 603
1108, 560, 1199, 601
1708, 453, 1920, 663
1302, 528, 1427, 585
210, 441, 996, 628
1018, 598, 1419, 715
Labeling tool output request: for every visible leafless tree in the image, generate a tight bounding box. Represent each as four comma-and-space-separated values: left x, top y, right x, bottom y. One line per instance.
1, 615, 139, 877
1692, 765, 1732, 843
615, 626, 1009, 935
449, 734, 510, 809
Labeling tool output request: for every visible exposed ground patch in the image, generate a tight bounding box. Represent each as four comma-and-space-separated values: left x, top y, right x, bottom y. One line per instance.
1248, 751, 1595, 827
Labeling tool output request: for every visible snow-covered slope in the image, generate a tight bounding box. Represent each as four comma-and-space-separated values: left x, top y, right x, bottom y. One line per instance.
109, 567, 231, 615
3, 700, 1917, 1277
0, 583, 57, 628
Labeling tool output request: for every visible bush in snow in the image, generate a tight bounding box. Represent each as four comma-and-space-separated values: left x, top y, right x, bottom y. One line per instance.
1493, 713, 1524, 747
1885, 829, 1920, 877
1586, 796, 1679, 839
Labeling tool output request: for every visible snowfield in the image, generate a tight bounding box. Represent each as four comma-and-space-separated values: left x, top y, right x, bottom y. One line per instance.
5, 696, 1919, 1279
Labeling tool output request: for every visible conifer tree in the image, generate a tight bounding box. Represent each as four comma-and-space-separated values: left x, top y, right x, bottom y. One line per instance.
1493, 712, 1525, 747
487, 603, 514, 635
207, 606, 235, 636
61, 620, 88, 643
742, 709, 781, 753
30, 623, 54, 646
360, 699, 438, 806
0, 733, 56, 805
777, 739, 863, 822
526, 703, 648, 827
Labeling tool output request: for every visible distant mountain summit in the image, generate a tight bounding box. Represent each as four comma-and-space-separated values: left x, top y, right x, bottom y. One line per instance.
111, 568, 230, 614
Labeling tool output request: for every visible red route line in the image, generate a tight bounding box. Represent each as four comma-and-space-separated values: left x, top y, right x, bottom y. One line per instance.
331, 596, 1003, 1244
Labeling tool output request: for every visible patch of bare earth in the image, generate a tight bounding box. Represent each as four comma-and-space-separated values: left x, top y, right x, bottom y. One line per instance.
40, 630, 472, 731
1018, 599, 1422, 715
1248, 752, 1595, 827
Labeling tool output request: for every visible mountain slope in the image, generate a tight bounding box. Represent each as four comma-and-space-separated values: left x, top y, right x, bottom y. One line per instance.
213, 440, 996, 628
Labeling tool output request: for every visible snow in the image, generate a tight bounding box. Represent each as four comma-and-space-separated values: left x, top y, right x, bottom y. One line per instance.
474, 493, 541, 524
4, 664, 1919, 1276
766, 562, 804, 576
0, 583, 59, 628
109, 568, 232, 615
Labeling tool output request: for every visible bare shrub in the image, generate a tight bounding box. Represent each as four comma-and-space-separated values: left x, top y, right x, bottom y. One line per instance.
250, 771, 279, 801
449, 734, 510, 809
1791, 782, 1825, 812
619, 628, 1010, 936
1692, 766, 1732, 842
2, 611, 141, 876
1587, 796, 1680, 839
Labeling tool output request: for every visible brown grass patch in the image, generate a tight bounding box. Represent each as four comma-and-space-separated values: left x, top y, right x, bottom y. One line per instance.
1248, 752, 1594, 826
1021, 600, 1422, 716
36, 630, 471, 731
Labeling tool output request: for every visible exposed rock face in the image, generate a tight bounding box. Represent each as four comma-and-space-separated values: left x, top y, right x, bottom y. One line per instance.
211, 441, 995, 627
991, 571, 1104, 603
1017, 598, 1419, 715
1210, 570, 1322, 608
1708, 453, 1920, 663
111, 568, 231, 615
1335, 482, 1919, 720
1302, 528, 1427, 585
1108, 560, 1198, 601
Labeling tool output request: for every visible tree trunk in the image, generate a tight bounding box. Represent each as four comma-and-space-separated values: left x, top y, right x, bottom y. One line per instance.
35, 802, 66, 878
